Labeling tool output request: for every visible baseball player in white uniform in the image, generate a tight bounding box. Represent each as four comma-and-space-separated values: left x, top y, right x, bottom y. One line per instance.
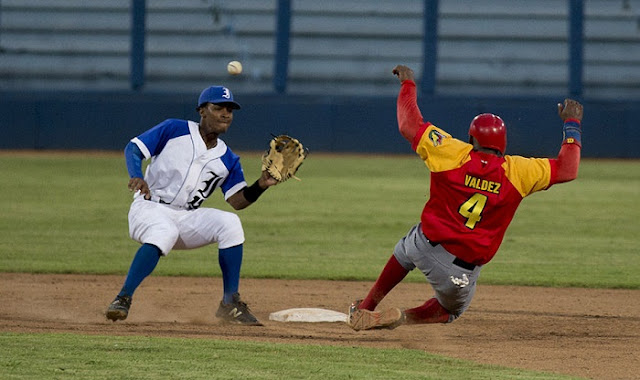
106, 85, 278, 326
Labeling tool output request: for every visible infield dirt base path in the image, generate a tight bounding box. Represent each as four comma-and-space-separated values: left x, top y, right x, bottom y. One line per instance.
1, 273, 639, 380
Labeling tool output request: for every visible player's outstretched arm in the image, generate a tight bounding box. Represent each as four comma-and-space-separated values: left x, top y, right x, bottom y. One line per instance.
393, 65, 426, 144
552, 98, 583, 184
227, 170, 278, 210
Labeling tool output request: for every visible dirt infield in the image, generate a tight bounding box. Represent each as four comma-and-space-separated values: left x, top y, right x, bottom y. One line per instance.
1, 273, 638, 380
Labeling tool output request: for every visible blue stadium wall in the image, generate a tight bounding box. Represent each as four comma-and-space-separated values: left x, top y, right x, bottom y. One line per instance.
1, 91, 638, 158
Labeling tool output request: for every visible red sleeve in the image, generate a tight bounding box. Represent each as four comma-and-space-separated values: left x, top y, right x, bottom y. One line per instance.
397, 80, 429, 146
549, 143, 581, 184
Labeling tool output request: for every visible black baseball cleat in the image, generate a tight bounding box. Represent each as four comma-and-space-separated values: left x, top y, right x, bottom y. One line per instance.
215, 293, 263, 326
106, 295, 132, 322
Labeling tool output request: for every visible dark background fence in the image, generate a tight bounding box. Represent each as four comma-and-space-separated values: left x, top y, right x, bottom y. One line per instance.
1, 0, 639, 157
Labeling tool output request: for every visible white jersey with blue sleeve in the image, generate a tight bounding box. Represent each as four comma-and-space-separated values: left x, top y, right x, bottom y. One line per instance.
131, 118, 247, 210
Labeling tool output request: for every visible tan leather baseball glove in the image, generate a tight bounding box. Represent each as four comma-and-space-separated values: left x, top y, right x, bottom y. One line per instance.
261, 135, 308, 182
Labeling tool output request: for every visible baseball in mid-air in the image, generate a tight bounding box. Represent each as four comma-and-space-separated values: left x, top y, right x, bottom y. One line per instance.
227, 61, 243, 75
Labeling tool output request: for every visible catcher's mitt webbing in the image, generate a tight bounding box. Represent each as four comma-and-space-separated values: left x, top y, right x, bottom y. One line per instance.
261, 135, 308, 182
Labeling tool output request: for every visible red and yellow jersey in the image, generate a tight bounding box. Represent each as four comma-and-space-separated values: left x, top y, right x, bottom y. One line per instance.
413, 123, 553, 265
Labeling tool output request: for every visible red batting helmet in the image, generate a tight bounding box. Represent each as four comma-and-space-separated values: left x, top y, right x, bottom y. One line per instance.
469, 113, 507, 154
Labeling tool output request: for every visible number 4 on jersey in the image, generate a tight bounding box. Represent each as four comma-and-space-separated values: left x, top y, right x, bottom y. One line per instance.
458, 193, 487, 229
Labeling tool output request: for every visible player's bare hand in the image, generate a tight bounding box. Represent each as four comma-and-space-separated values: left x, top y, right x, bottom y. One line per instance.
392, 65, 415, 83
128, 177, 151, 200
557, 98, 583, 122
258, 170, 279, 188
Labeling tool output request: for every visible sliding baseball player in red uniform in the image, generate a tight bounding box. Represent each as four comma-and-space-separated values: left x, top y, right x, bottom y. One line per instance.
348, 65, 583, 330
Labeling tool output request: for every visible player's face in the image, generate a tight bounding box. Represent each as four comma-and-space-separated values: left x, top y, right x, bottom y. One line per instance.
200, 103, 235, 135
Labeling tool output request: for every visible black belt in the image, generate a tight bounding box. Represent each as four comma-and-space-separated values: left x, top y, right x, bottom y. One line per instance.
453, 257, 477, 271
425, 233, 477, 270
426, 236, 439, 247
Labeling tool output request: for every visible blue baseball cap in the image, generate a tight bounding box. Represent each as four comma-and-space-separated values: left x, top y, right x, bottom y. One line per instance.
197, 86, 241, 109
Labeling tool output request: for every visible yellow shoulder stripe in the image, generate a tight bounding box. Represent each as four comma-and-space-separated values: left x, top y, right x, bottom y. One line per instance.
502, 156, 552, 197
415, 124, 472, 172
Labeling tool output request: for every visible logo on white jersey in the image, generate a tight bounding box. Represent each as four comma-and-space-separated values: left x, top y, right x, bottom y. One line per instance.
187, 171, 223, 209
450, 273, 470, 288
222, 87, 231, 99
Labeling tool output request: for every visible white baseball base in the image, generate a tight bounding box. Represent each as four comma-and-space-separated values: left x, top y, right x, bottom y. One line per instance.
269, 308, 347, 323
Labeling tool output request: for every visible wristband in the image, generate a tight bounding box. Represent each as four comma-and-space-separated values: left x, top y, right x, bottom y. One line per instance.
562, 119, 582, 146
243, 180, 266, 203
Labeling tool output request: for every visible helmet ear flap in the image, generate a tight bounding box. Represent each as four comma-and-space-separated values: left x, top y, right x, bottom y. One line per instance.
469, 113, 507, 154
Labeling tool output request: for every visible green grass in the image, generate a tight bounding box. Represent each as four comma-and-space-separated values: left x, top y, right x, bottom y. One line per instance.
0, 332, 580, 380
3, 151, 628, 380
0, 152, 638, 288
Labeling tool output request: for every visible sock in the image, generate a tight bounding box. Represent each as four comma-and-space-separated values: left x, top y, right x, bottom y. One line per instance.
404, 297, 451, 324
118, 243, 162, 298
218, 244, 243, 304
359, 255, 410, 311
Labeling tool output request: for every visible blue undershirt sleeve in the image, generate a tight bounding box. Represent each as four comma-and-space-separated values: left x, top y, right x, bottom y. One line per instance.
124, 141, 145, 179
